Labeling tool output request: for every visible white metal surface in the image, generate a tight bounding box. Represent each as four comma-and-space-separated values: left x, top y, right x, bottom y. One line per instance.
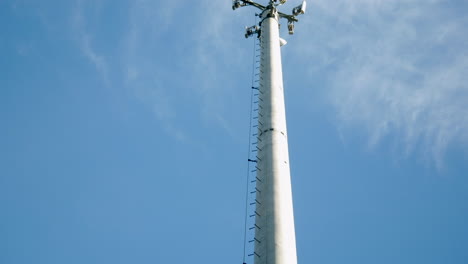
254, 9, 297, 264
279, 38, 287, 47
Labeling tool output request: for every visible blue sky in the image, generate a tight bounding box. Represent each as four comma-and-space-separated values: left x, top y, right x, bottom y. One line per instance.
1, 0, 468, 263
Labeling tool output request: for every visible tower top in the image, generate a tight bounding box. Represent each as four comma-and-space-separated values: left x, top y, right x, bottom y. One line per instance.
232, 0, 306, 35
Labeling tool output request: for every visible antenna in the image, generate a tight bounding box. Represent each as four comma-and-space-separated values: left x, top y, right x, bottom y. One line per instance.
233, 1, 306, 264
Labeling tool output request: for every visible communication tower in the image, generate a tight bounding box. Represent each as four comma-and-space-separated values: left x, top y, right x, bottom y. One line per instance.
233, 1, 307, 263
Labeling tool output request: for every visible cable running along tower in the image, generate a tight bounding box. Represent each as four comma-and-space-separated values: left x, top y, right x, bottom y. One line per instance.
234, 1, 307, 264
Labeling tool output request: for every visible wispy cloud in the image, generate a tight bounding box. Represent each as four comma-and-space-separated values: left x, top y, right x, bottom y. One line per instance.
71, 0, 188, 140
301, 0, 468, 167
187, 0, 255, 140
72, 0, 110, 87
122, 0, 252, 141
122, 0, 188, 141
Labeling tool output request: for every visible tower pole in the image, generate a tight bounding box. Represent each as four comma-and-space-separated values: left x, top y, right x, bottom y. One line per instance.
254, 6, 297, 264
233, 1, 306, 263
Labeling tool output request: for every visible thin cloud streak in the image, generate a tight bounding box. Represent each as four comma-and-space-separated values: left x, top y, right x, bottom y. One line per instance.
189, 0, 256, 141
122, 0, 187, 142
72, 0, 110, 87
122, 1, 251, 142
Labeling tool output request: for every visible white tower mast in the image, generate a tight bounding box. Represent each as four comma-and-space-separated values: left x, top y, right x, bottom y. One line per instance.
233, 1, 307, 263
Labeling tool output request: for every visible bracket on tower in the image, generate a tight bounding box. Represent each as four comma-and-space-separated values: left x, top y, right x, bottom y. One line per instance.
245, 25, 261, 38
287, 21, 294, 35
